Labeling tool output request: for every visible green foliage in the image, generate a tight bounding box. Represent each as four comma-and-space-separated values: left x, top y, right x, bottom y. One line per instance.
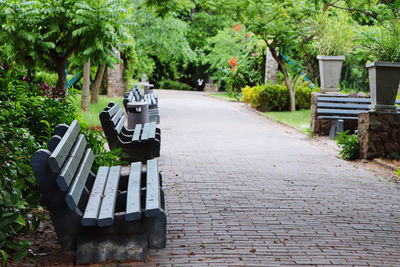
0, 0, 127, 92
335, 131, 360, 160
159, 79, 192, 90
0, 67, 77, 262
361, 17, 400, 62
242, 83, 314, 111
35, 72, 59, 87
120, 36, 139, 90
312, 12, 356, 56
0, 67, 124, 262
128, 1, 195, 83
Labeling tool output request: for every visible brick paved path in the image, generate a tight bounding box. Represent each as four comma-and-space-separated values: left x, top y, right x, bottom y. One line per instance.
135, 90, 400, 266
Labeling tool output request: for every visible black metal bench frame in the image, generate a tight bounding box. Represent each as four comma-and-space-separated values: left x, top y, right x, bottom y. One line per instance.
100, 102, 161, 162
31, 120, 166, 264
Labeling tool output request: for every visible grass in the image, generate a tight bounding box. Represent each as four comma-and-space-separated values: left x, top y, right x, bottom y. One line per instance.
208, 93, 240, 102
71, 94, 124, 126
264, 109, 311, 132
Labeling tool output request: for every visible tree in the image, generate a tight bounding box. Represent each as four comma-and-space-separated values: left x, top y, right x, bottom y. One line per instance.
127, 0, 195, 85
208, 0, 316, 110
82, 59, 91, 112
0, 0, 127, 95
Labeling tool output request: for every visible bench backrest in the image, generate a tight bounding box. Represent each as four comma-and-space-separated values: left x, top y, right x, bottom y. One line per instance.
32, 120, 95, 213
317, 96, 400, 116
99, 102, 127, 150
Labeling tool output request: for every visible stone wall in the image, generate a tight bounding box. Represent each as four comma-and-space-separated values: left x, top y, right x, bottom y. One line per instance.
358, 112, 400, 159
311, 92, 369, 136
204, 83, 218, 92
107, 49, 125, 98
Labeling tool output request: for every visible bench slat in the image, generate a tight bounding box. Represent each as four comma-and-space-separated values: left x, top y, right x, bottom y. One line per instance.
148, 122, 156, 140
318, 116, 359, 120
49, 120, 81, 172
56, 134, 87, 191
317, 109, 366, 115
81, 167, 110, 226
107, 102, 121, 118
317, 96, 400, 105
125, 162, 142, 221
317, 103, 370, 109
65, 148, 95, 210
145, 159, 161, 217
112, 108, 124, 126
98, 166, 121, 227
141, 123, 150, 141
132, 124, 142, 142
115, 115, 126, 135
317, 97, 372, 103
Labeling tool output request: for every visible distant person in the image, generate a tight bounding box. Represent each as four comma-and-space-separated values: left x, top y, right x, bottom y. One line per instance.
197, 78, 204, 91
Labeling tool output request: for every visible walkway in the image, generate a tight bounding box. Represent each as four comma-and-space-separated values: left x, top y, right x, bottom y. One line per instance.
137, 90, 400, 266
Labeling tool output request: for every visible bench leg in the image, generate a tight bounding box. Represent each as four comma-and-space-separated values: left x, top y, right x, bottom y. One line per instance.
329, 119, 344, 139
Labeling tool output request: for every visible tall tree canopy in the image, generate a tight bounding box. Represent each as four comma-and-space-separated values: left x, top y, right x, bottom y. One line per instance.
0, 0, 127, 94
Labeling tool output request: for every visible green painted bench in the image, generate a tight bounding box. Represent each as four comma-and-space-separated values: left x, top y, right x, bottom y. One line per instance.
100, 102, 161, 162
31, 120, 166, 264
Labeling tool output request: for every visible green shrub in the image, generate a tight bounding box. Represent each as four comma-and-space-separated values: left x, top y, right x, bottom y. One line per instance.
159, 79, 192, 90
0, 67, 124, 264
241, 83, 313, 111
335, 131, 359, 160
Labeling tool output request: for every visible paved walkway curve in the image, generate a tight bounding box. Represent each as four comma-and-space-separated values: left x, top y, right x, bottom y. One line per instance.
137, 90, 400, 266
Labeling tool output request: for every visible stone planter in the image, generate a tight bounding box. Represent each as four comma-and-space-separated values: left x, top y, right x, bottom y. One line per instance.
366, 61, 400, 112
317, 55, 345, 93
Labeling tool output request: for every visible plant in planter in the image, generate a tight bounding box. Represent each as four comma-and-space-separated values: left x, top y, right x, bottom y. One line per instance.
362, 18, 400, 112
313, 13, 355, 93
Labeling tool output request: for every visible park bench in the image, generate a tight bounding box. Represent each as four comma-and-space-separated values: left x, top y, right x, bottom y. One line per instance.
123, 86, 160, 124
30, 120, 166, 264
100, 102, 161, 162
317, 95, 400, 139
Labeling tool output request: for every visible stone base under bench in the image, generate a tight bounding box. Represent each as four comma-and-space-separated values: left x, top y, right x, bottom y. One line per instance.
358, 111, 400, 159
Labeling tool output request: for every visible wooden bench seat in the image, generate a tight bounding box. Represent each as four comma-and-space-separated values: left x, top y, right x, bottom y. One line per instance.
99, 102, 161, 162
31, 120, 166, 264
317, 96, 400, 139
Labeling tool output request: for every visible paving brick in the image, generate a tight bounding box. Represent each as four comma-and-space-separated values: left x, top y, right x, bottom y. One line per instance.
125, 90, 400, 266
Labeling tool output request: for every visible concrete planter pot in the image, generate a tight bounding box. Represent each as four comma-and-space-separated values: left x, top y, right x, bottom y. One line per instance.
317, 55, 345, 93
366, 61, 400, 112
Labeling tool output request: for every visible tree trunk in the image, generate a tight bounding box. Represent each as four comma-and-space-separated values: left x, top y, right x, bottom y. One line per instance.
90, 64, 106, 104
55, 62, 67, 97
81, 59, 91, 112
266, 44, 296, 111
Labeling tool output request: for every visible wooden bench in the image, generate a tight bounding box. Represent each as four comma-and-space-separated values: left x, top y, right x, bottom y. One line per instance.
123, 86, 160, 124
317, 96, 400, 139
30, 120, 166, 264
99, 102, 161, 162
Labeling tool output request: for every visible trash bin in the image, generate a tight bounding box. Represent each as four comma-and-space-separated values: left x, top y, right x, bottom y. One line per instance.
126, 100, 149, 129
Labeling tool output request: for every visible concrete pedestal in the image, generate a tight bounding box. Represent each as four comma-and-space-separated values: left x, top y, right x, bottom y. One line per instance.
358, 111, 400, 159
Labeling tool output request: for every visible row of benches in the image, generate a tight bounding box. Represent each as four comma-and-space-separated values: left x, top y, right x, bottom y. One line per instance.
316, 95, 400, 139
31, 89, 165, 264
123, 86, 160, 124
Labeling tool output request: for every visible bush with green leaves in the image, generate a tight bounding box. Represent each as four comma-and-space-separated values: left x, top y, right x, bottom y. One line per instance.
335, 131, 359, 160
361, 17, 400, 63
241, 83, 314, 111
312, 12, 356, 56
159, 79, 192, 90
0, 67, 123, 264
